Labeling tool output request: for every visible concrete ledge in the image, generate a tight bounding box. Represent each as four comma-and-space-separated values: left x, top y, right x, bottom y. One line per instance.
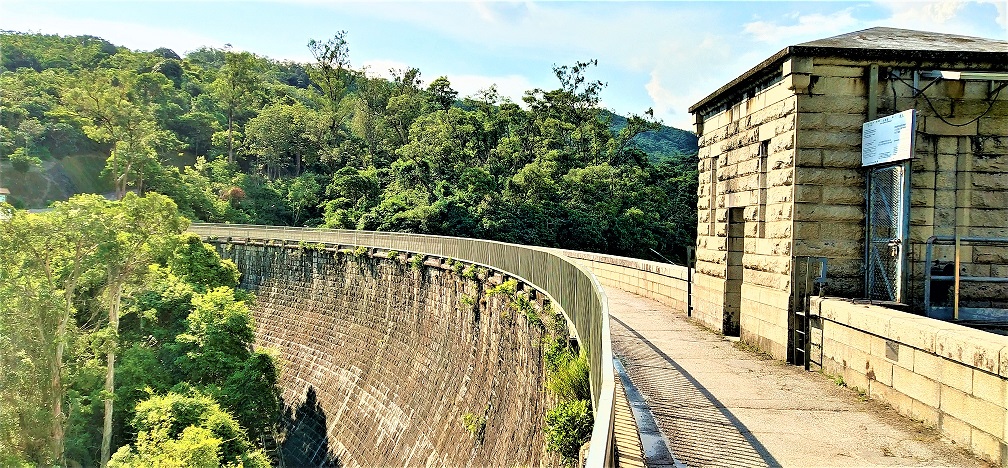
812, 297, 1008, 465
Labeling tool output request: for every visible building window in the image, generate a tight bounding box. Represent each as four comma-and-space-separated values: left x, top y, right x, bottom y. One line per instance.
758, 140, 769, 238
710, 156, 719, 236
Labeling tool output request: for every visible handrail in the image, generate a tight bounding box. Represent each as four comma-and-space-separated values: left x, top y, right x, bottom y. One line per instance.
925, 235, 1008, 320
188, 223, 615, 466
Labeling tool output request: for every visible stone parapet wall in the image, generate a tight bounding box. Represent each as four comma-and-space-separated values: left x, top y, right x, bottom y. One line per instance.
562, 250, 690, 313
811, 296, 1008, 464
217, 242, 560, 467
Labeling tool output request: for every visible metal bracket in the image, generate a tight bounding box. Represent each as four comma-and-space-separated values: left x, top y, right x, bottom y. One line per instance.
990, 81, 1008, 100
912, 70, 941, 97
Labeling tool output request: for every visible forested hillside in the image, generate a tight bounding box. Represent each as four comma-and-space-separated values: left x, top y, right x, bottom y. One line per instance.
0, 31, 698, 261
1, 193, 279, 467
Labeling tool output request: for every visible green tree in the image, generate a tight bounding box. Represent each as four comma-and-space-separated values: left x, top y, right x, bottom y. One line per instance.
0, 194, 115, 466
209, 51, 260, 164
108, 390, 269, 468
175, 287, 254, 386
167, 233, 239, 291
307, 32, 351, 115
97, 193, 187, 466
284, 173, 322, 225
426, 76, 457, 111
61, 69, 173, 199
245, 101, 320, 178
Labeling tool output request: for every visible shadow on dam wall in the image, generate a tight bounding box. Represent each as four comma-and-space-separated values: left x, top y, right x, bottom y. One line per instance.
216, 242, 562, 467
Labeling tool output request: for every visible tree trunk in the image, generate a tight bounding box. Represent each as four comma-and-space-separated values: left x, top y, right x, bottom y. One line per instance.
51, 306, 70, 464
99, 280, 123, 467
51, 266, 81, 466
227, 109, 235, 164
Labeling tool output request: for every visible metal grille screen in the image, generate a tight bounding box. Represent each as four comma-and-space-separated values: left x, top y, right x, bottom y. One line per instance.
867, 165, 904, 301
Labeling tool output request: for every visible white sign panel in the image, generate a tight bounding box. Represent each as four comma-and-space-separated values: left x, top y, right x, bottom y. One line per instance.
862, 109, 917, 167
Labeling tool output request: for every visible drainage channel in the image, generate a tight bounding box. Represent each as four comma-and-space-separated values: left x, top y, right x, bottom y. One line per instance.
614, 358, 686, 468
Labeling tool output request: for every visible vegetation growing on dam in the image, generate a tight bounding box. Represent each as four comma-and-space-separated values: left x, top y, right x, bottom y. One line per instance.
0, 194, 280, 467
1, 31, 698, 262
491, 278, 594, 464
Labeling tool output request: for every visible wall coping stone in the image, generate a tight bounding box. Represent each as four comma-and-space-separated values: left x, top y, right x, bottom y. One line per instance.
812, 297, 1008, 377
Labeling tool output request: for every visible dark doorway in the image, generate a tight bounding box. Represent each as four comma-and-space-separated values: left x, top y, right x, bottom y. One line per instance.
725, 208, 744, 336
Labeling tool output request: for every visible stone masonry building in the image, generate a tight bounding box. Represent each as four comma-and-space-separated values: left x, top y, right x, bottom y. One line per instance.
688, 27, 1008, 360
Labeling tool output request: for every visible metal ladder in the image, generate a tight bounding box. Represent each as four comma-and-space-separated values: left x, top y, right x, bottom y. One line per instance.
791, 257, 827, 370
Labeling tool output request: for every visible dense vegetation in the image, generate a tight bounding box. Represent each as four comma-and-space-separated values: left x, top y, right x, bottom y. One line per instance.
0, 30, 700, 466
0, 193, 279, 467
0, 31, 698, 262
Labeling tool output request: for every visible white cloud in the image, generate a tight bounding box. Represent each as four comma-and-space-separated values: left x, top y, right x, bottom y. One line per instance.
642, 32, 741, 130
744, 9, 861, 43
874, 0, 966, 27
469, 0, 535, 24
1, 9, 220, 54
979, 0, 1008, 30
870, 0, 1005, 36
359, 59, 414, 80
446, 73, 535, 104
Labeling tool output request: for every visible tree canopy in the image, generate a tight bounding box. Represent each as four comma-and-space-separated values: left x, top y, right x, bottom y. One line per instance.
0, 29, 701, 466
1, 30, 698, 262
0, 194, 279, 467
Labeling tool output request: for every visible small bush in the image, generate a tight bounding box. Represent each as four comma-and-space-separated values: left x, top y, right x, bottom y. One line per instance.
10, 147, 42, 172
459, 294, 475, 310
410, 254, 425, 270
545, 399, 592, 463
462, 264, 477, 280
461, 412, 486, 443
353, 246, 368, 258
546, 351, 591, 403
386, 250, 399, 259
487, 279, 517, 298
511, 294, 540, 327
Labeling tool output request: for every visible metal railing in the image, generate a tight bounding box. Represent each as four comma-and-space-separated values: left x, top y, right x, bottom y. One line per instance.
188, 223, 615, 466
925, 235, 1008, 321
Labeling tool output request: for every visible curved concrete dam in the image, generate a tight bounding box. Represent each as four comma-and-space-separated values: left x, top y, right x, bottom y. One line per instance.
212, 239, 567, 466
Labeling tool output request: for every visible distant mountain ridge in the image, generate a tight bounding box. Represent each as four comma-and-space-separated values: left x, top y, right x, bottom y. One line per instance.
606, 112, 699, 162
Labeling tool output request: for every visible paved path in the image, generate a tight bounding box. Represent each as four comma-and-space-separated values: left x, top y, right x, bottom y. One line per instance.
605, 286, 989, 468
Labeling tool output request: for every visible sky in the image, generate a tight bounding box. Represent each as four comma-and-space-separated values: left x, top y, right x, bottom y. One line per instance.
2, 1, 1005, 130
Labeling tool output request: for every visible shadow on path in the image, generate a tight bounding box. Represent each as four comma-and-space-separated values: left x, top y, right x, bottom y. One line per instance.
611, 315, 781, 468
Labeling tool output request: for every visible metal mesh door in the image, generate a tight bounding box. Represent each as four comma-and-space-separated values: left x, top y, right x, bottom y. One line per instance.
866, 164, 906, 302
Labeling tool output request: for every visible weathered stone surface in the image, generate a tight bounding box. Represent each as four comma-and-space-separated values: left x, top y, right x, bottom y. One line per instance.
808, 75, 867, 97
821, 185, 864, 205
793, 203, 863, 223
923, 117, 979, 136
977, 118, 1008, 137
221, 244, 560, 467
971, 154, 1008, 172
794, 167, 862, 186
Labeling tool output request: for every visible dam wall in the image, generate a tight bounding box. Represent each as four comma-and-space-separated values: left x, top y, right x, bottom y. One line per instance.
212, 240, 561, 466
189, 224, 612, 465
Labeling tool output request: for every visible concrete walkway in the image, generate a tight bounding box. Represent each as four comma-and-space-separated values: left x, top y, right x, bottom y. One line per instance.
606, 286, 990, 468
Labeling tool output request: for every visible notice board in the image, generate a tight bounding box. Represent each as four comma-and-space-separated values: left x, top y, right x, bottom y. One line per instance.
862, 109, 917, 167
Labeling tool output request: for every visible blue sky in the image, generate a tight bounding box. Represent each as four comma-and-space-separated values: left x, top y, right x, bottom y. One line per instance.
2, 1, 1005, 129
